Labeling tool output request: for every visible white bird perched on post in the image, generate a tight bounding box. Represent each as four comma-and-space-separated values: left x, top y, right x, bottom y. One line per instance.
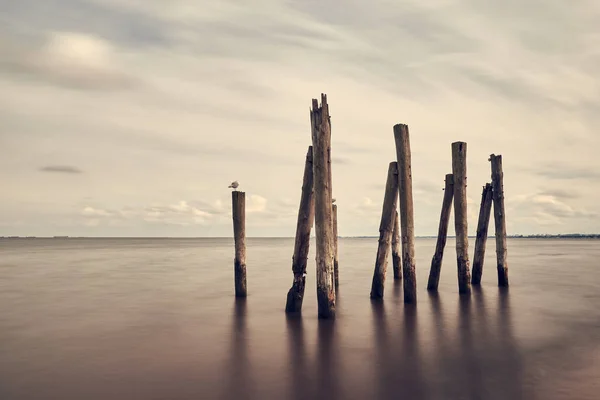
228, 181, 239, 190
332, 198, 336, 204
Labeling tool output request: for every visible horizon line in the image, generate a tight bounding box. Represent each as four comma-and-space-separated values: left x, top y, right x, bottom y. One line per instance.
2, 234, 600, 239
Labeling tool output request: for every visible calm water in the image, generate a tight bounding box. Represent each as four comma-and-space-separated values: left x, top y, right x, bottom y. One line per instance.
0, 238, 599, 400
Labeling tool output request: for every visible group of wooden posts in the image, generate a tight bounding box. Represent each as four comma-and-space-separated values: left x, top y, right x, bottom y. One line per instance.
230, 94, 509, 319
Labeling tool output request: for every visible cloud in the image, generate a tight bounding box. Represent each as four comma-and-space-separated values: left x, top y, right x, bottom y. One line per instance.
39, 165, 83, 174
81, 206, 111, 217
509, 193, 599, 226
246, 195, 268, 213
350, 197, 381, 217
535, 165, 600, 180
2, 0, 600, 236
332, 156, 351, 165
76, 195, 275, 229
538, 189, 580, 200
0, 31, 138, 90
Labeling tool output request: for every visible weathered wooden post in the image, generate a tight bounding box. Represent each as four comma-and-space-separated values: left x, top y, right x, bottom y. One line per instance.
311, 94, 335, 318
427, 174, 454, 291
490, 154, 509, 287
327, 146, 336, 289
393, 124, 417, 303
391, 210, 401, 281
332, 203, 339, 289
232, 191, 247, 297
471, 183, 493, 285
452, 142, 471, 294
285, 146, 315, 313
370, 162, 399, 299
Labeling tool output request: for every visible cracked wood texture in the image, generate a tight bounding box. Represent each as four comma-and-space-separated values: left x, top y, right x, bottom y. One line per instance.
391, 210, 402, 281
370, 162, 399, 299
471, 183, 493, 285
393, 124, 417, 303
232, 191, 247, 297
490, 154, 509, 287
333, 204, 339, 289
452, 142, 471, 294
427, 174, 454, 291
311, 94, 335, 319
285, 146, 315, 313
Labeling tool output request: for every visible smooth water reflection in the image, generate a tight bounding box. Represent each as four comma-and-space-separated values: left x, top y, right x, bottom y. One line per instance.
1, 238, 599, 399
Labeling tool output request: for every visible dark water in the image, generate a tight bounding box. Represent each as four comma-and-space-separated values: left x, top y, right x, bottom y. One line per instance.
1, 238, 599, 400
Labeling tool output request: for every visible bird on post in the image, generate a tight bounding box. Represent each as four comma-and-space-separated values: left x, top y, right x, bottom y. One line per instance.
332, 198, 336, 204
228, 181, 239, 191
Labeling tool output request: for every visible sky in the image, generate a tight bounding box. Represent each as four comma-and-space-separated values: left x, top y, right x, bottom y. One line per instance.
1, 0, 600, 237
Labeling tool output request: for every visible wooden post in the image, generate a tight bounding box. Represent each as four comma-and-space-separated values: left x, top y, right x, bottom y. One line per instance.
328, 145, 336, 288
427, 174, 454, 291
285, 146, 315, 313
311, 94, 335, 319
471, 183, 493, 285
370, 162, 399, 299
391, 210, 401, 280
452, 142, 471, 294
232, 191, 247, 297
333, 204, 339, 288
393, 124, 417, 303
490, 154, 509, 287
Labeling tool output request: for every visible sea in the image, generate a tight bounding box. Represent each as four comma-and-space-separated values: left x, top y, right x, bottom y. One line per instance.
0, 237, 599, 400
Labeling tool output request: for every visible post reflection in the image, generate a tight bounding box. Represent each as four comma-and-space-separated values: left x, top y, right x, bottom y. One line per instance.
370, 300, 427, 399
371, 299, 390, 399
285, 315, 310, 400
316, 319, 338, 399
222, 298, 253, 400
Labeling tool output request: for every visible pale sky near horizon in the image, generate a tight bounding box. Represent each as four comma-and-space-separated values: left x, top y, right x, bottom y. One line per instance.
1, 0, 600, 237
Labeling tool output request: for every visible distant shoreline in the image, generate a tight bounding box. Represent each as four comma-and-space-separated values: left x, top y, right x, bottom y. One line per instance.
2, 234, 599, 239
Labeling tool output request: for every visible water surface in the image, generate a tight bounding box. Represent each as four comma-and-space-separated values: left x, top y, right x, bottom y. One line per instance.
1, 238, 599, 399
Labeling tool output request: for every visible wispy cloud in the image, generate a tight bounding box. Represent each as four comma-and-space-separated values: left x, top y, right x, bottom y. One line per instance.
39, 165, 83, 174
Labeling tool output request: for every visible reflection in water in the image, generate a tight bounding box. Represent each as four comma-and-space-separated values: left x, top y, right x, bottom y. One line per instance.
371, 300, 427, 399
217, 288, 528, 399
496, 288, 526, 400
371, 300, 389, 400
223, 298, 253, 400
285, 316, 310, 400
2, 239, 599, 400
316, 320, 338, 399
392, 279, 402, 305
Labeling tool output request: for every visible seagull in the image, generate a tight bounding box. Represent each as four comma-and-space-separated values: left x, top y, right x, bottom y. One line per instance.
228, 181, 239, 191
332, 198, 336, 204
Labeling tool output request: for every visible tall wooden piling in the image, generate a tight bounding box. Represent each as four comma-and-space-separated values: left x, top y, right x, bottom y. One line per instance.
370, 162, 399, 299
427, 174, 454, 291
232, 191, 247, 297
471, 183, 493, 285
333, 204, 339, 288
328, 146, 336, 288
490, 154, 509, 287
394, 124, 417, 303
285, 146, 315, 313
311, 94, 335, 318
391, 210, 401, 281
452, 142, 471, 294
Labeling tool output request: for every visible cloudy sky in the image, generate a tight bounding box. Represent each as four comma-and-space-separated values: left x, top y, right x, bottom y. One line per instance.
1, 0, 599, 237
